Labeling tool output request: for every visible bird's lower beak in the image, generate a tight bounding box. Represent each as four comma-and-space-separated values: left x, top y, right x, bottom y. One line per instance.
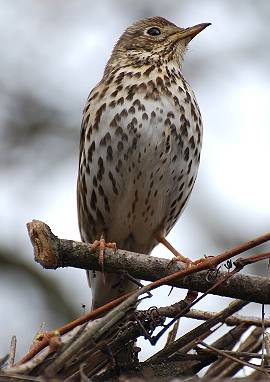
176, 22, 211, 41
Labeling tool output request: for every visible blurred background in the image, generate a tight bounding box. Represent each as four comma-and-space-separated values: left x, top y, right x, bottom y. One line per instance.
0, 0, 269, 360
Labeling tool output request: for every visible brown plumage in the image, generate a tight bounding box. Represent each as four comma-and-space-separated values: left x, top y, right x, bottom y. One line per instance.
77, 16, 210, 310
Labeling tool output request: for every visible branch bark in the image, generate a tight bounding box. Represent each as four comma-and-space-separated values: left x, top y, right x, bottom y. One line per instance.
27, 220, 270, 304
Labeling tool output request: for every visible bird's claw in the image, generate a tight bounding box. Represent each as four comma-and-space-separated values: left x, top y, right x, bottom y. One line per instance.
90, 236, 117, 283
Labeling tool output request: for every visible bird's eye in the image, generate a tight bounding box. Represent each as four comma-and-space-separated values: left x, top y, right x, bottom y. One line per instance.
146, 27, 161, 36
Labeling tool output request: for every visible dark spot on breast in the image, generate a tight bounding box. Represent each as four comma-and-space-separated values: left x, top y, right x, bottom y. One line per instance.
115, 126, 123, 136
164, 118, 171, 126
97, 157, 105, 181
86, 124, 92, 141
132, 189, 138, 214
177, 174, 183, 182
132, 137, 137, 149
104, 196, 110, 212
151, 111, 156, 119
88, 91, 99, 102
189, 136, 195, 149
90, 190, 97, 210
109, 100, 116, 108
128, 106, 135, 114
100, 132, 111, 146
110, 116, 118, 128
180, 123, 188, 138
87, 141, 95, 163
184, 147, 189, 161
196, 123, 202, 144
156, 76, 164, 88
144, 65, 155, 76
177, 191, 184, 202
117, 97, 124, 105
120, 109, 128, 118
170, 199, 177, 208
187, 159, 193, 175
116, 159, 123, 173
184, 92, 191, 103
179, 182, 185, 191
188, 176, 194, 188
133, 99, 141, 108
167, 111, 175, 119
93, 103, 106, 130
138, 82, 147, 92
132, 117, 138, 125
108, 171, 118, 195
142, 113, 148, 120
98, 185, 104, 196
173, 96, 180, 107
117, 141, 124, 152
165, 135, 171, 153
107, 145, 113, 161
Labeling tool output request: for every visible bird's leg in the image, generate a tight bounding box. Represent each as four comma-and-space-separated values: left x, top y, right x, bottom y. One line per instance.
90, 234, 117, 282
158, 236, 192, 266
158, 236, 215, 269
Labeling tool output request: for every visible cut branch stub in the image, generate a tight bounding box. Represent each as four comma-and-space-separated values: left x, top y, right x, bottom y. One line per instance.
26, 220, 60, 269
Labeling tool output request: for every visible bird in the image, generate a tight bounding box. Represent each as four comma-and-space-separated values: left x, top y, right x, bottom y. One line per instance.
77, 16, 210, 311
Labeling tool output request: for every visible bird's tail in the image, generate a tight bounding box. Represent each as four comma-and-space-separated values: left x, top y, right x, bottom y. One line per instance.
87, 270, 139, 311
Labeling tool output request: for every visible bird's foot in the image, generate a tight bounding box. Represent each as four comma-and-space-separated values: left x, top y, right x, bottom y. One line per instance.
169, 254, 216, 271
90, 235, 117, 283
168, 254, 193, 268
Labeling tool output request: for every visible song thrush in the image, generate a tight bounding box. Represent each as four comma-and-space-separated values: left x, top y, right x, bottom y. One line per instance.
77, 17, 210, 310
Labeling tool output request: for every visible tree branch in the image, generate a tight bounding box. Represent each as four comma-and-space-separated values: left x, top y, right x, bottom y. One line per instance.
27, 220, 270, 304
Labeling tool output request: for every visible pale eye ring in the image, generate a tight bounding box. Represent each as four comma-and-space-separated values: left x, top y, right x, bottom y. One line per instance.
146, 27, 161, 36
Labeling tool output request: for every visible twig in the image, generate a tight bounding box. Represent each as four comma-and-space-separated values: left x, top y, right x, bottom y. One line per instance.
199, 341, 269, 377
205, 326, 263, 378
154, 304, 270, 327
199, 348, 270, 361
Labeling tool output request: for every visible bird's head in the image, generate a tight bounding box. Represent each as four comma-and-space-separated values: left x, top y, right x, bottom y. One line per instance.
105, 17, 211, 74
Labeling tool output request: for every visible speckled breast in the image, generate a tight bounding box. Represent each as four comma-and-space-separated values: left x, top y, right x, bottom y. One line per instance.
77, 64, 202, 253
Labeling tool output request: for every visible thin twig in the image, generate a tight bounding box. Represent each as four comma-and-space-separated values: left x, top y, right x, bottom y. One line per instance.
154, 304, 270, 327
199, 341, 269, 377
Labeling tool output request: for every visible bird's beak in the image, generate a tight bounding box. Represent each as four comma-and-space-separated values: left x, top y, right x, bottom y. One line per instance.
175, 22, 211, 41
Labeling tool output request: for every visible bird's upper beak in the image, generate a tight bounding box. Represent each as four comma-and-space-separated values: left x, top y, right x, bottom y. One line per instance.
175, 22, 211, 41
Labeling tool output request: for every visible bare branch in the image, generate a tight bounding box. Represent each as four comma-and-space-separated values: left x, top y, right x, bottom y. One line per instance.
27, 220, 270, 304
154, 303, 270, 327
